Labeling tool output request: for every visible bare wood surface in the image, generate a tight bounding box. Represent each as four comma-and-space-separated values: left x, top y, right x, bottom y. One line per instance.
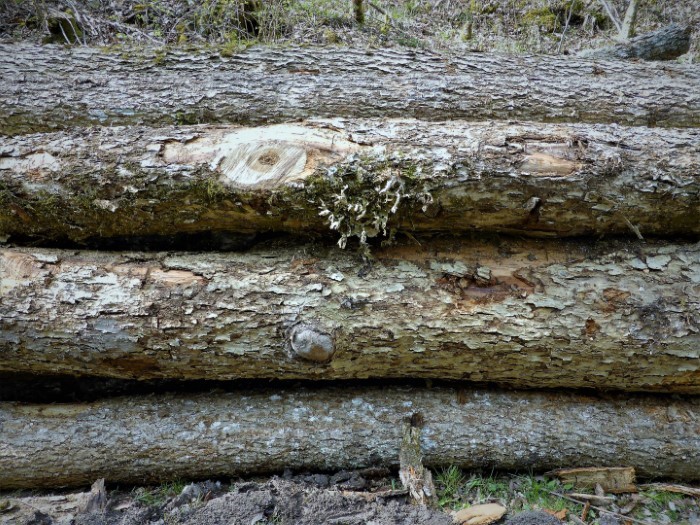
1, 44, 699, 135
1, 120, 699, 243
1, 386, 699, 489
579, 24, 691, 61
546, 467, 637, 493
1, 238, 698, 392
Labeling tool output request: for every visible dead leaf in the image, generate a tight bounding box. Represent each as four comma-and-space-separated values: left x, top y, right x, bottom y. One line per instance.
453, 503, 506, 525
543, 508, 567, 520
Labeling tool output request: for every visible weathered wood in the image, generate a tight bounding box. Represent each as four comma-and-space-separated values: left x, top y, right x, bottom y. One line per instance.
1, 121, 699, 243
546, 467, 637, 493
1, 44, 699, 136
578, 24, 692, 61
1, 386, 699, 489
1, 238, 699, 392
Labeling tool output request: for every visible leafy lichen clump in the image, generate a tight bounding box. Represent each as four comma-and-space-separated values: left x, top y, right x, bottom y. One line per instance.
314, 155, 432, 251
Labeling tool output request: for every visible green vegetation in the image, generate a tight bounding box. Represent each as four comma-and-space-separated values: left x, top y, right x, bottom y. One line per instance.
133, 480, 186, 506
435, 469, 578, 515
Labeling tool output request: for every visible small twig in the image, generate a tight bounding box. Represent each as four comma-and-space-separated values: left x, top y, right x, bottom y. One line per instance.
367, 2, 387, 16
581, 500, 591, 521
638, 483, 700, 497
598, 0, 622, 33
620, 214, 644, 240
619, 0, 640, 40
557, 0, 577, 54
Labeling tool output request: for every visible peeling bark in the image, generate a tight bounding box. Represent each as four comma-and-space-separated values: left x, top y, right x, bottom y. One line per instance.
578, 24, 692, 61
1, 120, 699, 243
0, 386, 699, 489
2, 44, 699, 135
1, 238, 699, 392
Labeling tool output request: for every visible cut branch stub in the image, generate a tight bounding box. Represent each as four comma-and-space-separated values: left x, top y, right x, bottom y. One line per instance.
289, 323, 335, 363
160, 124, 359, 190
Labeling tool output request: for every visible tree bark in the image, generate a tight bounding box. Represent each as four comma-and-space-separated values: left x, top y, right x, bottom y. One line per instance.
578, 24, 692, 61
1, 386, 699, 489
2, 238, 699, 392
1, 43, 699, 136
2, 121, 699, 243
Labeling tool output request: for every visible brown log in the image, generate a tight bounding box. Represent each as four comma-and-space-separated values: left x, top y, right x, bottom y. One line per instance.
578, 24, 692, 61
0, 386, 699, 489
1, 238, 699, 392
1, 44, 699, 136
1, 121, 698, 243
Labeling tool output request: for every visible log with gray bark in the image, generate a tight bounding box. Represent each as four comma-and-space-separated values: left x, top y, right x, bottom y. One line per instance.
2, 238, 699, 392
1, 120, 699, 243
1, 386, 699, 489
578, 24, 692, 61
1, 43, 699, 135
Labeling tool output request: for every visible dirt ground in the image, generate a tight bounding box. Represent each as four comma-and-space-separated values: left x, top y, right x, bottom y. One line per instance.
0, 475, 563, 525
2, 471, 699, 525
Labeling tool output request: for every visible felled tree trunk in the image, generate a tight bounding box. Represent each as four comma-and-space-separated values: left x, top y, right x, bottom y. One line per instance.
1, 386, 698, 489
2, 121, 698, 243
579, 24, 692, 61
1, 43, 699, 135
2, 238, 698, 392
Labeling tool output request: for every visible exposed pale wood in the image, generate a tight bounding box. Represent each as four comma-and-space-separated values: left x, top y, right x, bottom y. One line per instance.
579, 24, 691, 61
1, 386, 699, 489
1, 238, 699, 392
1, 120, 699, 243
1, 44, 699, 135
546, 467, 637, 493
399, 415, 437, 507
638, 483, 700, 497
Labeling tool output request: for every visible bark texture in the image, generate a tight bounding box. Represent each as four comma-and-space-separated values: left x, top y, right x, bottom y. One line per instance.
2, 120, 699, 243
579, 24, 692, 61
2, 44, 700, 135
1, 386, 699, 489
1, 238, 699, 392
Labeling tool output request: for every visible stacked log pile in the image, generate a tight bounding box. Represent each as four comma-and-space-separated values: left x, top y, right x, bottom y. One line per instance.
1, 41, 699, 490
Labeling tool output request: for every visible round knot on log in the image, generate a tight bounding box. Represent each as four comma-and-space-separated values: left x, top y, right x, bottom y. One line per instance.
289, 324, 335, 363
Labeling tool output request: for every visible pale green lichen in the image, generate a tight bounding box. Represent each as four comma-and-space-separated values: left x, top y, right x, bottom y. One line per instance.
314, 156, 433, 251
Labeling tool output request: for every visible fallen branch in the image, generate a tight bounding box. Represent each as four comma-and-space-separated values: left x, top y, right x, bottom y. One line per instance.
1, 238, 699, 392
1, 386, 699, 489
578, 24, 691, 61
2, 43, 700, 135
1, 121, 699, 243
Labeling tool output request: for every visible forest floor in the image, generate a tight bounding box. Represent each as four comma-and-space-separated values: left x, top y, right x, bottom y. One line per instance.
2, 469, 700, 525
0, 0, 698, 60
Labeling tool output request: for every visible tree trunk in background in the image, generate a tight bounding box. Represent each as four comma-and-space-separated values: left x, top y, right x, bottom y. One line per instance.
2, 121, 698, 243
578, 24, 692, 61
1, 386, 699, 489
1, 44, 699, 135
2, 238, 698, 392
